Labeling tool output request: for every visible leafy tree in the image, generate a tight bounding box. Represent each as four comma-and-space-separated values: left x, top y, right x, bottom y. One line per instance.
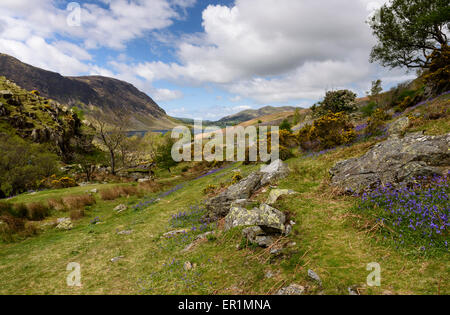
293, 108, 301, 125
74, 150, 106, 182
154, 137, 177, 173
369, 79, 383, 105
0, 134, 59, 197
369, 0, 449, 69
312, 90, 357, 116
279, 119, 292, 132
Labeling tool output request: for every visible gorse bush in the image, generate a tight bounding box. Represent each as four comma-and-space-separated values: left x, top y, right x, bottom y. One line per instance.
278, 129, 299, 148
358, 173, 449, 254
296, 112, 356, 151
365, 108, 391, 136
203, 184, 218, 195
231, 172, 243, 184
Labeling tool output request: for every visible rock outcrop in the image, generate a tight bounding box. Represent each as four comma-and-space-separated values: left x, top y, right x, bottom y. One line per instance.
205, 160, 289, 220
225, 203, 289, 248
330, 132, 450, 193
225, 204, 286, 234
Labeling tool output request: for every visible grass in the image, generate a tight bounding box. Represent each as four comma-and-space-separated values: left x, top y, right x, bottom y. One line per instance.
0, 129, 449, 294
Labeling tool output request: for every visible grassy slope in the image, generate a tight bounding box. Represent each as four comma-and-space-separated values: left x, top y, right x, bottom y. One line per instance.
0, 96, 449, 295
1, 147, 448, 295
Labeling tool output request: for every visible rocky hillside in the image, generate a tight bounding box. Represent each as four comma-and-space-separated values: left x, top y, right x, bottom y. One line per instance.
0, 53, 177, 130
0, 76, 93, 161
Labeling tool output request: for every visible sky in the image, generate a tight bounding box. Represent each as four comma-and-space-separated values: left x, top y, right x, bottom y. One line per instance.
0, 0, 415, 120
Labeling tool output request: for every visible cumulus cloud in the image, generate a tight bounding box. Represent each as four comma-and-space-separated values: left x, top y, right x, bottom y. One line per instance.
0, 0, 190, 99
0, 0, 411, 108
133, 0, 408, 103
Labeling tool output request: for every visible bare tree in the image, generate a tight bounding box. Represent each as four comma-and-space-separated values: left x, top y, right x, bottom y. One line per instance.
92, 111, 129, 175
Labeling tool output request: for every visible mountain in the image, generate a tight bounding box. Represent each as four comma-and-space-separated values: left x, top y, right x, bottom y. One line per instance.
0, 75, 94, 161
217, 106, 300, 125
0, 53, 177, 130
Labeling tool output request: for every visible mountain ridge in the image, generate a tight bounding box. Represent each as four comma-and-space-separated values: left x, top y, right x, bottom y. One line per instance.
0, 53, 176, 130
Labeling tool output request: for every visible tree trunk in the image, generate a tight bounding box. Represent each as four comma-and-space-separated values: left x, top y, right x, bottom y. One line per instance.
110, 150, 116, 175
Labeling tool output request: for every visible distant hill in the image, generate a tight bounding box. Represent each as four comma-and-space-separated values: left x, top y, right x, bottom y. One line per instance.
0, 53, 177, 130
217, 106, 300, 125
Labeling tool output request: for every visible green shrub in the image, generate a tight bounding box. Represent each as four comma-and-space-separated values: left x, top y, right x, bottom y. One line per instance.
279, 119, 292, 132
361, 101, 377, 117
312, 90, 357, 116
0, 134, 59, 197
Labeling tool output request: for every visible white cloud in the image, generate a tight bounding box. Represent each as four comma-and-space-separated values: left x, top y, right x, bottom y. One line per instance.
0, 0, 190, 100
0, 0, 412, 111
139, 0, 409, 103
0, 36, 91, 75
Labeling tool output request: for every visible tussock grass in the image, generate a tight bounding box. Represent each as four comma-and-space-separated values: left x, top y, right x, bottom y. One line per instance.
61, 194, 96, 210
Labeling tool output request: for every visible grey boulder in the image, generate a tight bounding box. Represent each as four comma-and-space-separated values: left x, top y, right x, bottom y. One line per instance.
330, 132, 450, 193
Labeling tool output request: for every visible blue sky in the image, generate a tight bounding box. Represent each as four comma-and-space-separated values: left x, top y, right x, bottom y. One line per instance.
0, 0, 413, 120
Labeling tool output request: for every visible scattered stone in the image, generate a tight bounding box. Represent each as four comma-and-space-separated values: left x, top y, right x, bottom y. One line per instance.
308, 269, 322, 286
114, 204, 127, 213
348, 285, 360, 295
195, 231, 214, 241
270, 246, 283, 256
56, 218, 73, 230
110, 256, 125, 263
137, 178, 151, 183
225, 204, 286, 233
242, 226, 277, 248
182, 232, 215, 253
266, 189, 296, 205
265, 271, 274, 279
284, 224, 292, 236
182, 242, 196, 253
163, 229, 189, 238
183, 261, 193, 271
330, 132, 450, 193
90, 188, 98, 194
230, 199, 252, 208
117, 230, 133, 235
276, 284, 305, 295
